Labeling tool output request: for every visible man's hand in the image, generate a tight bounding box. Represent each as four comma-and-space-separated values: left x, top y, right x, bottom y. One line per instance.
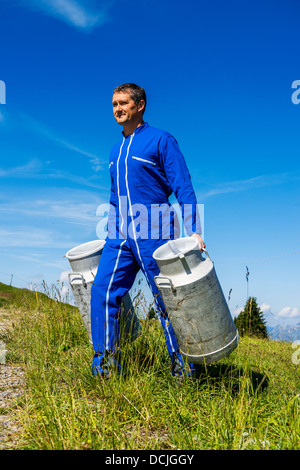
190, 233, 206, 252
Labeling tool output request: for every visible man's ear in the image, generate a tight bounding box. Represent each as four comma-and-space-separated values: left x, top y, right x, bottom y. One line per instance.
137, 99, 145, 113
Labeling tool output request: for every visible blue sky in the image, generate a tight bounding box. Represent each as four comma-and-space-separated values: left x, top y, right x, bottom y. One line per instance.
0, 0, 300, 328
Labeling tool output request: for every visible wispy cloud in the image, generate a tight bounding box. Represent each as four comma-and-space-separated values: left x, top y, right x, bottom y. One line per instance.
9, 253, 68, 270
200, 173, 291, 199
15, 0, 114, 31
232, 302, 300, 323
277, 306, 300, 319
0, 157, 106, 189
0, 187, 105, 227
18, 113, 106, 173
0, 227, 64, 248
259, 303, 272, 315
1, 108, 107, 176
0, 159, 43, 178
232, 306, 243, 318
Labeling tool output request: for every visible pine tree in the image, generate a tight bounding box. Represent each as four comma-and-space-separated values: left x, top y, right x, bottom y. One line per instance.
234, 297, 268, 339
147, 306, 157, 320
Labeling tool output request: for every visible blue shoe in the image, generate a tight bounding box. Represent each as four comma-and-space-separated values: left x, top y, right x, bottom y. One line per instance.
171, 352, 185, 377
171, 352, 199, 378
92, 352, 121, 378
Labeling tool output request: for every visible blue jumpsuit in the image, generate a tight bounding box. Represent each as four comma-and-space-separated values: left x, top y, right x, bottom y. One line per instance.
91, 123, 201, 376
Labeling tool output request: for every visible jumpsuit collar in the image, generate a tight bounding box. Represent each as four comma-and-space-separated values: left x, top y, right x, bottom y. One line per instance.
122, 122, 149, 138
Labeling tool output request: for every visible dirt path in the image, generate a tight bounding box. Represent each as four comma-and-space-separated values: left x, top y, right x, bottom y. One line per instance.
0, 310, 25, 449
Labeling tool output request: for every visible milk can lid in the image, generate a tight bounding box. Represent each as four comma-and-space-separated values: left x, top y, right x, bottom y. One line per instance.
64, 240, 106, 260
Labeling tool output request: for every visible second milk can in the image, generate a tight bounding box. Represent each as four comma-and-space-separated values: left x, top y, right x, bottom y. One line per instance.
153, 237, 238, 364
65, 240, 142, 345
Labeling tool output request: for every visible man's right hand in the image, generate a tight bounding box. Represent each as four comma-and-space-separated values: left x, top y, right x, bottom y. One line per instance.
190, 233, 206, 252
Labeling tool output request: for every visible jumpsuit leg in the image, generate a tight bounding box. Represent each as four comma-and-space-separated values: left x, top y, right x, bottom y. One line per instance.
90, 238, 139, 375
91, 237, 198, 378
129, 238, 197, 376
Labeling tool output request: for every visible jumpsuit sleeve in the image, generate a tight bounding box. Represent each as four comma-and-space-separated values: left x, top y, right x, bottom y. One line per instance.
159, 134, 202, 236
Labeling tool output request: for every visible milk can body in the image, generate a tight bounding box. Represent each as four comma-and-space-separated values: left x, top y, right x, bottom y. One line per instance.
65, 240, 142, 345
153, 237, 238, 364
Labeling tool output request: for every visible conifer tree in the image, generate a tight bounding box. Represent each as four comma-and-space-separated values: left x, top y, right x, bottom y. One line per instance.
147, 306, 157, 320
234, 297, 268, 339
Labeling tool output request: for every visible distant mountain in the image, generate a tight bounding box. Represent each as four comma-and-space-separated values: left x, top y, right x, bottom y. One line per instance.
268, 323, 300, 342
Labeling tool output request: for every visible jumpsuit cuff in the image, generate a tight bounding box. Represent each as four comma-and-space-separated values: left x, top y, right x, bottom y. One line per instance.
92, 352, 122, 378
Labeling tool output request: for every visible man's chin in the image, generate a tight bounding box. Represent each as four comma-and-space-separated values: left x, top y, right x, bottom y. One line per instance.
115, 115, 127, 123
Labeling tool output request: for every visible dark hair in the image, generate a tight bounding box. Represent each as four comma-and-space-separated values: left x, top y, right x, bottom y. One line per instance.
113, 83, 146, 114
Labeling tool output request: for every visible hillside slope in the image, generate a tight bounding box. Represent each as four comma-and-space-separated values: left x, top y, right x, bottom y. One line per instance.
0, 282, 299, 450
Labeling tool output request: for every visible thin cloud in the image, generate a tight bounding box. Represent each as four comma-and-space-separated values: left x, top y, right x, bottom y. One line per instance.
1, 109, 106, 177
19, 113, 106, 173
0, 159, 43, 178
3, 109, 106, 173
259, 303, 300, 320
232, 306, 243, 317
200, 173, 290, 199
0, 227, 61, 248
10, 253, 66, 270
233, 303, 300, 321
0, 188, 106, 226
14, 0, 114, 31
0, 157, 105, 189
277, 306, 300, 319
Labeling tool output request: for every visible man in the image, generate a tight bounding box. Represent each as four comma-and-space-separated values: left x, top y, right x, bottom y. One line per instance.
91, 83, 205, 378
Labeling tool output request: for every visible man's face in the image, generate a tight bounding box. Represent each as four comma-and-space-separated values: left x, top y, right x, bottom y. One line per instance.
112, 91, 144, 125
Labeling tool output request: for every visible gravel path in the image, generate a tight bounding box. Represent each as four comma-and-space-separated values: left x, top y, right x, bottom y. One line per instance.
0, 311, 25, 449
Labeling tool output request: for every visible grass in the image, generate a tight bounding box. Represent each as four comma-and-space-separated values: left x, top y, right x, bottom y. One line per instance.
0, 282, 299, 450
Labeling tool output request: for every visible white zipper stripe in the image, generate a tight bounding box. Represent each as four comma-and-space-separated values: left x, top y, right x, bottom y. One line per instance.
105, 134, 175, 354
125, 134, 146, 276
132, 156, 156, 166
105, 239, 126, 350
117, 137, 125, 234
125, 136, 175, 353
105, 137, 125, 351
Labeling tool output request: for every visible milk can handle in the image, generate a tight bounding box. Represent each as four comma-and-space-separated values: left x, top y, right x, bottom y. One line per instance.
154, 275, 176, 293
68, 272, 86, 287
202, 248, 211, 260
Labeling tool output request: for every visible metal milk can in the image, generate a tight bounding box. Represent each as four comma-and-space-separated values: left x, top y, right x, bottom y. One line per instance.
153, 237, 238, 364
65, 240, 142, 345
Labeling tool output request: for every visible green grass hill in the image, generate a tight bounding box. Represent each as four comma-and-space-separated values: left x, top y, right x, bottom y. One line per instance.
0, 282, 299, 450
